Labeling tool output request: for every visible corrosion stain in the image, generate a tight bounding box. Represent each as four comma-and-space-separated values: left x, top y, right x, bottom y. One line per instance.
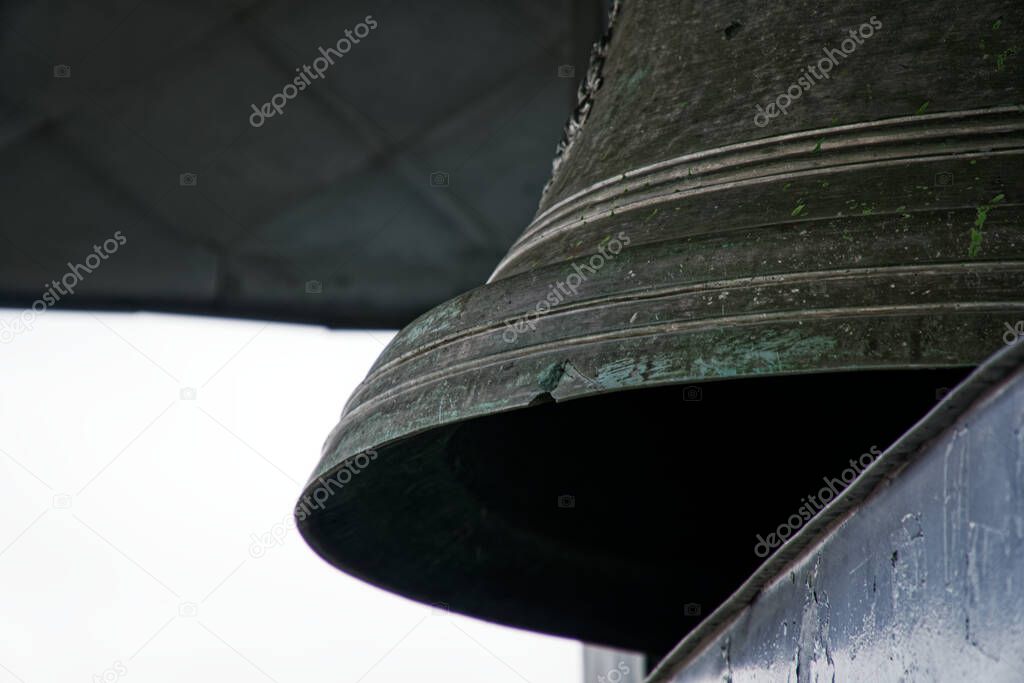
537, 360, 568, 392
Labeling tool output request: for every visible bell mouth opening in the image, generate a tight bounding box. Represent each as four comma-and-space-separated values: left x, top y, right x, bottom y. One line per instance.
297, 366, 970, 659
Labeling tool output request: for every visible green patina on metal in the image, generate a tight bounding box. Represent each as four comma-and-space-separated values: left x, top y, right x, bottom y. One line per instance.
971, 193, 1007, 257
537, 360, 568, 392
689, 331, 838, 379
594, 355, 674, 387
399, 297, 466, 344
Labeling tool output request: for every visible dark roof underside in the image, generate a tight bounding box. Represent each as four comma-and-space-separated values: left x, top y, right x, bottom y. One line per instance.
0, 0, 605, 328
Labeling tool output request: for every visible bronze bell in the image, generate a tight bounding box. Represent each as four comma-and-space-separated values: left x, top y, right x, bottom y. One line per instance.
298, 0, 1024, 658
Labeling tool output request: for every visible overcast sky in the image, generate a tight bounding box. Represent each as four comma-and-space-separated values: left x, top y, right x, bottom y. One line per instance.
0, 309, 580, 682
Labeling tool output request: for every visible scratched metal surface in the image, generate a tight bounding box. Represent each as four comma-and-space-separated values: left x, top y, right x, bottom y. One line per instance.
648, 349, 1024, 683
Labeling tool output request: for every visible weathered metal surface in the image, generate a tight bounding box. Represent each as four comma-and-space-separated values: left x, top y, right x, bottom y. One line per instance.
647, 342, 1024, 683
298, 0, 1024, 656
535, 0, 1024, 214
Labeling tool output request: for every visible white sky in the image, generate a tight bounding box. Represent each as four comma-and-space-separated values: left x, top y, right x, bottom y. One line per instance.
0, 308, 581, 682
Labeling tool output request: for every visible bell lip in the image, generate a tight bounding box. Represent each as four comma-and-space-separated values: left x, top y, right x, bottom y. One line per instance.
309, 359, 976, 489
294, 483, 447, 615
308, 296, 1015, 488
294, 360, 990, 654
343, 256, 1024, 454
